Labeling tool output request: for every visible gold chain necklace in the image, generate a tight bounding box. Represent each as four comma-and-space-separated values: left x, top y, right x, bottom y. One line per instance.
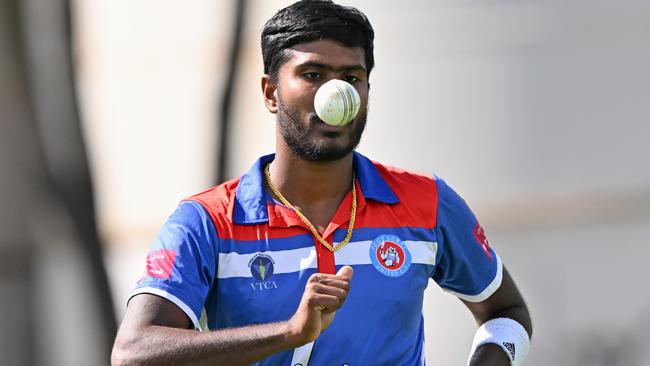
263, 164, 356, 252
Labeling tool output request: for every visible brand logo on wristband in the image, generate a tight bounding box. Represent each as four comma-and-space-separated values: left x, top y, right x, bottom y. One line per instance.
503, 342, 516, 360
369, 235, 411, 277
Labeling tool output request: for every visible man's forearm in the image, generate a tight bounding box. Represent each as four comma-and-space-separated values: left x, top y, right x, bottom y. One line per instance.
112, 321, 302, 366
469, 344, 510, 366
467, 307, 531, 366
463, 267, 533, 366
113, 268, 353, 365
485, 304, 533, 338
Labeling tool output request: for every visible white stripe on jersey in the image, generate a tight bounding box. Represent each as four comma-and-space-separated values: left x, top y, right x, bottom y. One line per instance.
217, 246, 317, 279
216, 240, 438, 279
335, 240, 438, 266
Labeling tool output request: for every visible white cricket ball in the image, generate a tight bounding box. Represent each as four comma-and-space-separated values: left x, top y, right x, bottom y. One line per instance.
313, 79, 361, 126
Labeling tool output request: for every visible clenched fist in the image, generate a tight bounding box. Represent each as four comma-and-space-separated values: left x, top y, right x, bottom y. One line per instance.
287, 266, 354, 345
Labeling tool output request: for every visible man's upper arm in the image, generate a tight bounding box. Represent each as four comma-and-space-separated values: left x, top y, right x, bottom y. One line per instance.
122, 293, 192, 331
430, 176, 531, 335
129, 200, 218, 330
462, 267, 532, 337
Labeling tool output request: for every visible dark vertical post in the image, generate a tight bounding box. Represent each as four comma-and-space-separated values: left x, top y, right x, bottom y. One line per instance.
217, 0, 248, 183
19, 0, 117, 340
0, 1, 37, 362
0, 0, 115, 363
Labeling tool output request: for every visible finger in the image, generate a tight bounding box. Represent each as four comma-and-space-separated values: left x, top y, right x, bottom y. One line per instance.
310, 283, 348, 300
312, 277, 350, 291
336, 265, 353, 280
308, 293, 342, 312
308, 273, 351, 287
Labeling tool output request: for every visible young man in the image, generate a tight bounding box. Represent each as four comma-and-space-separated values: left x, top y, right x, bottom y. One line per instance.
112, 1, 532, 365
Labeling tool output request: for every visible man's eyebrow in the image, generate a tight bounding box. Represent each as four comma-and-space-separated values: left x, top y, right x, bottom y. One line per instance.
296, 61, 367, 73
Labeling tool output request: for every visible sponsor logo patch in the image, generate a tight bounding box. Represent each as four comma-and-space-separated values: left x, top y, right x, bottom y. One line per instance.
473, 223, 492, 259
369, 234, 411, 277
144, 248, 177, 279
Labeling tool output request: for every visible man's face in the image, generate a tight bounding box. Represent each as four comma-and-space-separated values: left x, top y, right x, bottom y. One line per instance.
272, 39, 369, 162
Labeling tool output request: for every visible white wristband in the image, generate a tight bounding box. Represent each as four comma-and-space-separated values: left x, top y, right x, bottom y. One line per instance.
467, 317, 530, 366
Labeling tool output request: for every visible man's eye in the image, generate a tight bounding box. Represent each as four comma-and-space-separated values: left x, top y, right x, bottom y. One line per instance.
303, 72, 321, 80
345, 75, 360, 83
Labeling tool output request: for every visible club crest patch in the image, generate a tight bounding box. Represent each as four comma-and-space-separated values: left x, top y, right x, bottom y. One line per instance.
369, 235, 411, 277
249, 253, 275, 281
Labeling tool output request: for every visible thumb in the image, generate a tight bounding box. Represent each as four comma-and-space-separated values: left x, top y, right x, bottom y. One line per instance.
336, 265, 354, 280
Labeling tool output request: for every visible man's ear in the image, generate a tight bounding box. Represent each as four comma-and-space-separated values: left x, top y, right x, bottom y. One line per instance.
261, 74, 278, 114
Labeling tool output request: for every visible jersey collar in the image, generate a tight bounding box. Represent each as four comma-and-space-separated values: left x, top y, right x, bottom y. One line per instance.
231, 152, 399, 225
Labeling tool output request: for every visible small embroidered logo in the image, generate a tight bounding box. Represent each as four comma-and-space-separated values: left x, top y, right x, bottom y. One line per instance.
473, 223, 492, 259
144, 249, 177, 279
249, 253, 275, 281
502, 342, 516, 360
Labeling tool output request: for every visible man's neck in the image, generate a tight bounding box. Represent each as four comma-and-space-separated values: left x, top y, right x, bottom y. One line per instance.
266, 146, 354, 229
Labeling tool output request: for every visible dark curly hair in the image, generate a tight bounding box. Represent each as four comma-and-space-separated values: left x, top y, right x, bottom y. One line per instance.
261, 0, 375, 81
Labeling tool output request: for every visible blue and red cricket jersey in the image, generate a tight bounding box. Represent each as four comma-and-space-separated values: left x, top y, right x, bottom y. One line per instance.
132, 152, 502, 365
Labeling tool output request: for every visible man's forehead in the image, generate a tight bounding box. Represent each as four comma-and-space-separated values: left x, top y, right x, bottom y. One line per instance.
284, 39, 366, 70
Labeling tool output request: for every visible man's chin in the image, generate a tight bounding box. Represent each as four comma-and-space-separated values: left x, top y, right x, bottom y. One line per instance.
288, 142, 355, 162
278, 107, 365, 162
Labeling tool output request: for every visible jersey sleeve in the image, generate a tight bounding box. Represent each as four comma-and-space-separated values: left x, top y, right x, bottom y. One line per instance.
130, 200, 218, 329
431, 177, 503, 303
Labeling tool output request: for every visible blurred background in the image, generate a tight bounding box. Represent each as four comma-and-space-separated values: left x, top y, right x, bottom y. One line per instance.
2, 0, 649, 365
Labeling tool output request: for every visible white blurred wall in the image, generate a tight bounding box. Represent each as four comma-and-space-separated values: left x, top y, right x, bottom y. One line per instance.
76, 1, 650, 365
74, 0, 234, 311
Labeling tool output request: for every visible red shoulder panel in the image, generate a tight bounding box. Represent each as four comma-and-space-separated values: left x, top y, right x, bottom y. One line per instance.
184, 178, 308, 241
356, 161, 439, 229
184, 178, 240, 239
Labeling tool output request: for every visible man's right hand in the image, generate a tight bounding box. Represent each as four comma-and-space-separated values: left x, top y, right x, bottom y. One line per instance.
287, 266, 354, 345
112, 266, 354, 366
